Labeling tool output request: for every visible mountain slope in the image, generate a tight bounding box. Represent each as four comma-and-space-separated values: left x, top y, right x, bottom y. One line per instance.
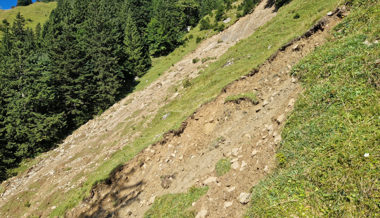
0, 2, 56, 31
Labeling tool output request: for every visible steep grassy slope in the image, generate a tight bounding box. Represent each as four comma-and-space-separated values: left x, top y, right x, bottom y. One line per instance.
247, 0, 379, 216
50, 0, 342, 216
0, 2, 56, 31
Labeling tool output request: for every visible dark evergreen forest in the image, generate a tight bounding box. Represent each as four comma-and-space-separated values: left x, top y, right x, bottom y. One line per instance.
0, 0, 258, 181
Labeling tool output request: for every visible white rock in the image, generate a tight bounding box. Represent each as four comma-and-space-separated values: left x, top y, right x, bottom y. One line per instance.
231, 161, 240, 170
224, 201, 233, 208
148, 196, 156, 205
291, 77, 297, 83
232, 148, 239, 156
276, 114, 286, 124
227, 186, 236, 192
223, 17, 231, 24
238, 192, 251, 204
196, 209, 208, 218
288, 98, 296, 107
262, 100, 269, 107
240, 161, 247, 171
264, 165, 269, 172
251, 149, 258, 157
364, 153, 370, 157
327, 11, 333, 16
203, 177, 217, 185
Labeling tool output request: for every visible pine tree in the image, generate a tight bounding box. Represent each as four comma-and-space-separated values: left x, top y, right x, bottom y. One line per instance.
17, 0, 33, 6
124, 12, 151, 77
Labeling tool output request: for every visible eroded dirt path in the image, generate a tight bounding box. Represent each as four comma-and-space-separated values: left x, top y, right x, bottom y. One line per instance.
69, 10, 344, 218
0, 1, 277, 217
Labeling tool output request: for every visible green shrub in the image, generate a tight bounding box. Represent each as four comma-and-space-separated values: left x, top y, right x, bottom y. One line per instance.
215, 158, 231, 176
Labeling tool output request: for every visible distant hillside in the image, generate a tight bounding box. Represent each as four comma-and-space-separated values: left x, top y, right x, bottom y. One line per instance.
0, 2, 56, 31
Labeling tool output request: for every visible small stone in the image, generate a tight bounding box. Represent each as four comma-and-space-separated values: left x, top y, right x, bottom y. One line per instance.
292, 44, 300, 51
203, 177, 217, 185
251, 149, 258, 157
231, 158, 238, 163
196, 209, 208, 218
363, 40, 372, 46
262, 100, 269, 107
291, 77, 297, 83
276, 114, 286, 124
148, 196, 156, 205
192, 202, 196, 206
240, 161, 247, 171
288, 98, 296, 107
224, 201, 233, 208
231, 161, 240, 170
364, 153, 370, 157
274, 135, 282, 145
162, 113, 170, 120
243, 133, 251, 139
375, 59, 380, 65
238, 192, 251, 204
171, 153, 176, 158
232, 148, 239, 156
51, 206, 57, 210
264, 165, 269, 172
327, 11, 333, 16
227, 186, 236, 192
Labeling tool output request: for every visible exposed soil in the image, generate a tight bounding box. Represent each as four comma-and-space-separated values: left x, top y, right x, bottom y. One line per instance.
68, 9, 345, 218
0, 1, 278, 217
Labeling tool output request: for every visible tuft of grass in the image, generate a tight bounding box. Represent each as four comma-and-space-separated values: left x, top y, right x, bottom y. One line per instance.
225, 93, 258, 104
192, 57, 200, 64
215, 158, 231, 176
247, 1, 379, 217
144, 186, 209, 218
50, 0, 341, 216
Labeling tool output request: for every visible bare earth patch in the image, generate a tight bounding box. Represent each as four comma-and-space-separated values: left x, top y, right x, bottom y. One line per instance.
68, 10, 344, 218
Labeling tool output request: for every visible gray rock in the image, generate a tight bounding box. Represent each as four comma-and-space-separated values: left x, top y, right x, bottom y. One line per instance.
327, 11, 333, 16
231, 161, 240, 170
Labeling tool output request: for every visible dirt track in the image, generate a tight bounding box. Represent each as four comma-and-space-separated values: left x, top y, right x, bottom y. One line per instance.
68, 10, 344, 218
0, 1, 278, 217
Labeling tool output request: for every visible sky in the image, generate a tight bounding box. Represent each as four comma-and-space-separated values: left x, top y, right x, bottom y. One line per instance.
0, 0, 37, 10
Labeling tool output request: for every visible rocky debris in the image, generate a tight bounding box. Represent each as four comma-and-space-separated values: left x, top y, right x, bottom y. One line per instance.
238, 192, 251, 204
327, 11, 334, 16
224, 201, 233, 208
160, 174, 176, 189
203, 177, 217, 185
196, 209, 208, 218
291, 77, 297, 83
275, 114, 286, 124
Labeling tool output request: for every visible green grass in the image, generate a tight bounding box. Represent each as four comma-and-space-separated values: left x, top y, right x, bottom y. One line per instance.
246, 1, 379, 217
0, 2, 56, 32
215, 158, 231, 176
225, 93, 258, 104
144, 186, 209, 218
49, 0, 342, 216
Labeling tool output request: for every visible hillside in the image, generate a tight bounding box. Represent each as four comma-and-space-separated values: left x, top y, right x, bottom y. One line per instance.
0, 0, 379, 217
0, 2, 56, 31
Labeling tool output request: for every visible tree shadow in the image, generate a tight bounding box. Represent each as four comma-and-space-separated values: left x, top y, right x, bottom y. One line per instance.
265, 0, 292, 12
